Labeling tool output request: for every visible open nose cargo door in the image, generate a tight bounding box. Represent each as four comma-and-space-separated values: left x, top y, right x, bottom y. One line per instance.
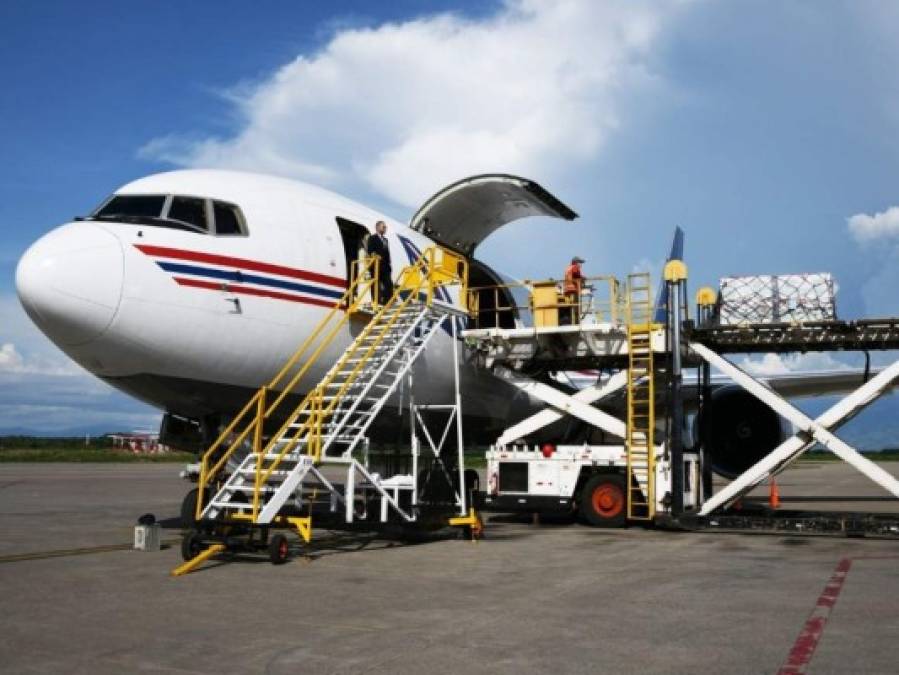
410, 174, 578, 257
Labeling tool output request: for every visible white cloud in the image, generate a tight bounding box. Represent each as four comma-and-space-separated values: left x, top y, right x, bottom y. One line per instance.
0, 295, 160, 432
0, 341, 84, 376
846, 208, 899, 315
140, 0, 679, 209
0, 295, 82, 376
0, 343, 23, 371
737, 352, 852, 377
847, 205, 899, 243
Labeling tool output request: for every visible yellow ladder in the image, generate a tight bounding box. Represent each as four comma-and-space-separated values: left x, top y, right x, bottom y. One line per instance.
626, 273, 655, 521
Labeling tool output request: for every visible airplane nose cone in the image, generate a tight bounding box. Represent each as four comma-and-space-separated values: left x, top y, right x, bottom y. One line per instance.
16, 223, 124, 346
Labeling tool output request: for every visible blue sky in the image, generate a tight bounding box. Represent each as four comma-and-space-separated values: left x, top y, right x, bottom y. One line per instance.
2, 0, 899, 436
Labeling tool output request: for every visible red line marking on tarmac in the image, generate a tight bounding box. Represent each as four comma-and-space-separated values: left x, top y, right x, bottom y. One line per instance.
777, 553, 899, 673
778, 558, 853, 675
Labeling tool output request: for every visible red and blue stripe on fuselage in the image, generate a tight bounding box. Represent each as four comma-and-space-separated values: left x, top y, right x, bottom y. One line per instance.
134, 244, 346, 309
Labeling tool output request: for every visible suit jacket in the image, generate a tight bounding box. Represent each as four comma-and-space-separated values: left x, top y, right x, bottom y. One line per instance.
366, 233, 392, 271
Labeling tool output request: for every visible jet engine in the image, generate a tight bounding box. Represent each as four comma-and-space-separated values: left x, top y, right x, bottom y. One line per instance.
698, 386, 789, 478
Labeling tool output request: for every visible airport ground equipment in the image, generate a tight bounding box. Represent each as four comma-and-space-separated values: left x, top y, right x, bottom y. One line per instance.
176, 248, 479, 573
469, 271, 703, 526
683, 319, 899, 522
465, 261, 899, 533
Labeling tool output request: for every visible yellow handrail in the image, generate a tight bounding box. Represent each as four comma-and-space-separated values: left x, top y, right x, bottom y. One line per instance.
253, 247, 465, 511
256, 289, 415, 486
465, 274, 622, 329
254, 246, 467, 489
196, 256, 380, 520
265, 256, 379, 414
194, 246, 467, 523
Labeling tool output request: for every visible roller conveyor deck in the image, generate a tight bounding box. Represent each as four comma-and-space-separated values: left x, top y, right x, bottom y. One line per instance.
686, 318, 899, 354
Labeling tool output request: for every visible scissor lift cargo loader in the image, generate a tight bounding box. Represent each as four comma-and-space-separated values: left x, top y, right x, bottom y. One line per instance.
467, 263, 899, 534
467, 269, 704, 526
682, 319, 899, 534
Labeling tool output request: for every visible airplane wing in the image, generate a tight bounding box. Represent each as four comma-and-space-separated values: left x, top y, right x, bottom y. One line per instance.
410, 174, 577, 256
748, 369, 890, 399
563, 368, 892, 401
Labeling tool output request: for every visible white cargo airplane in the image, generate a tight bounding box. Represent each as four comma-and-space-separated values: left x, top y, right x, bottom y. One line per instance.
15, 169, 577, 449
16, 169, 874, 478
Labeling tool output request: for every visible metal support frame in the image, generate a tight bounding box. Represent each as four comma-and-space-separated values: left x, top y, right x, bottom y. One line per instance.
699, 360, 714, 501
413, 404, 466, 514
493, 366, 627, 440
452, 317, 466, 515
666, 268, 686, 515
495, 370, 629, 446
691, 342, 899, 515
410, 317, 468, 515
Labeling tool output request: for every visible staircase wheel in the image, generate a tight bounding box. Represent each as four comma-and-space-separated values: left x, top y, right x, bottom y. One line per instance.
579, 473, 626, 528
468, 514, 485, 541
269, 533, 291, 565
180, 530, 205, 561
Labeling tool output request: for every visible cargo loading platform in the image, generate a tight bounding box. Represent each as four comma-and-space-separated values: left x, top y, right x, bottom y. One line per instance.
463, 264, 899, 536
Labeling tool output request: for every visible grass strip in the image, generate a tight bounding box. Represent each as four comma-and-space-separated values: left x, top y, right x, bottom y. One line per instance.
799, 450, 899, 462
0, 448, 195, 463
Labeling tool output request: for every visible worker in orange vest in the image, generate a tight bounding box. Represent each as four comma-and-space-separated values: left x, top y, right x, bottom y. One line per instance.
563, 256, 585, 324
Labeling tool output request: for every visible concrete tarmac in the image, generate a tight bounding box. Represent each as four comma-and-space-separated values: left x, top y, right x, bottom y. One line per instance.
0, 461, 898, 674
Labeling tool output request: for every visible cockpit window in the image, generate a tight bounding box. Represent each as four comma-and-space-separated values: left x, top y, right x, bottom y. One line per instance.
213, 201, 244, 235
95, 195, 166, 219
166, 196, 208, 231
89, 193, 246, 236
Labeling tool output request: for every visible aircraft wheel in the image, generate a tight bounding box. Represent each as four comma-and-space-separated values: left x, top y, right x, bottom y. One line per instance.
268, 534, 290, 565
579, 474, 626, 528
181, 530, 205, 561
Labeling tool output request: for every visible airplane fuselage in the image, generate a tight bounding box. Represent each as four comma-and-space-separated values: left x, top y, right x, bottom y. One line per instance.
16, 170, 521, 441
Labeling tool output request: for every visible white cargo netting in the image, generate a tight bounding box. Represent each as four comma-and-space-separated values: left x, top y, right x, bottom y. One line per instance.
716, 273, 836, 325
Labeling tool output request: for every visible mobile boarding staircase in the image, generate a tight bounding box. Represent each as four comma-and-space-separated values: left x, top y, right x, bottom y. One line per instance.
174, 247, 479, 575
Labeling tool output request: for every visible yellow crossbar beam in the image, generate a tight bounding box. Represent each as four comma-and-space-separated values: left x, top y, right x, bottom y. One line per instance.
170, 544, 226, 577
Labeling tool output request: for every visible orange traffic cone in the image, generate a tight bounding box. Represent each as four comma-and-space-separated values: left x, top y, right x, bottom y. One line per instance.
769, 478, 780, 509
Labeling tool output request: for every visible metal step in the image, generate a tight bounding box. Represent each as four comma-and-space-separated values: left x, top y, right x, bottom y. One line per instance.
361, 331, 425, 342
224, 485, 279, 494
210, 502, 253, 509
237, 468, 293, 477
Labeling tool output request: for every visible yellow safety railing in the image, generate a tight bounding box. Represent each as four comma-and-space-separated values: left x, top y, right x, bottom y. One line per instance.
195, 246, 468, 522
195, 255, 381, 519
466, 275, 622, 329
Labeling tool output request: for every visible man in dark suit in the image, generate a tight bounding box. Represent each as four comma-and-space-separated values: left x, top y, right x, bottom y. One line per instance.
366, 220, 393, 304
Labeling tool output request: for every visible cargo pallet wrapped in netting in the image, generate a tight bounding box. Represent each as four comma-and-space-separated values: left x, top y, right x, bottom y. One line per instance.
715, 273, 836, 325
